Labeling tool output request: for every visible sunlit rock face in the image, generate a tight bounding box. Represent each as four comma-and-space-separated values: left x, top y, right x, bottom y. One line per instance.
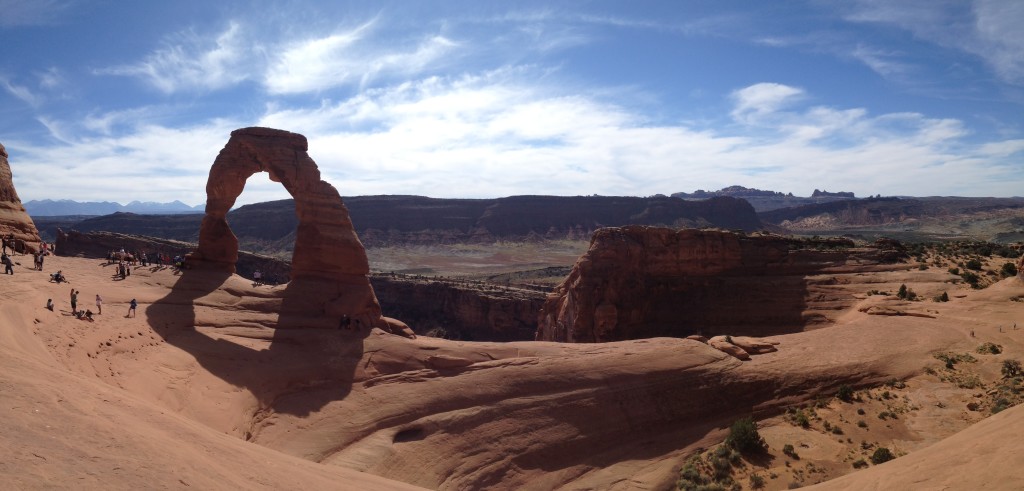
0, 142, 42, 253
536, 226, 897, 342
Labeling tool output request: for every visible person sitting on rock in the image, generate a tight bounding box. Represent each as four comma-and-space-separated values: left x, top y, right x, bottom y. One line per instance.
46, 299, 54, 311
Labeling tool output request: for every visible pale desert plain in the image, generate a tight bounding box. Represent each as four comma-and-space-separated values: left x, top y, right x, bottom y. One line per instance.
3, 130, 1024, 490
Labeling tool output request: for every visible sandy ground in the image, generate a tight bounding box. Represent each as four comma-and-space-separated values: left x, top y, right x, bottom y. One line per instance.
3, 252, 1024, 489
0, 254, 423, 490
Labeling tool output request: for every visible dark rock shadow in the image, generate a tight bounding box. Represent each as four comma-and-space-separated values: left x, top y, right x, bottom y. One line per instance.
145, 269, 368, 417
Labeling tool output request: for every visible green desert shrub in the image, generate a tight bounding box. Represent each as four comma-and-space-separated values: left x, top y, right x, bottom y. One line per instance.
1001, 262, 1018, 277
1003, 359, 1022, 378
725, 417, 766, 454
870, 447, 895, 465
836, 384, 854, 402
966, 259, 983, 271
961, 271, 981, 287
977, 342, 1002, 355
789, 408, 811, 428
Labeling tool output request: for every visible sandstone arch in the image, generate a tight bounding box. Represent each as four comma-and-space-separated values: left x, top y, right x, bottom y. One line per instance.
190, 127, 384, 329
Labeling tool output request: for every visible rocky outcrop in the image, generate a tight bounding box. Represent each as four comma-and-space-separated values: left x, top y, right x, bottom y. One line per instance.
536, 226, 904, 342
0, 143, 42, 253
190, 127, 383, 329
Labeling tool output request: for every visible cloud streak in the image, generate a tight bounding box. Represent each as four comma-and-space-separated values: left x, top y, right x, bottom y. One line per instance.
846, 0, 1024, 86
97, 22, 254, 94
264, 20, 457, 94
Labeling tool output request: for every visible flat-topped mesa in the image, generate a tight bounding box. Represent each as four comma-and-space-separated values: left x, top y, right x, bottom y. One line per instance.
537, 226, 902, 342
0, 143, 42, 253
190, 127, 386, 330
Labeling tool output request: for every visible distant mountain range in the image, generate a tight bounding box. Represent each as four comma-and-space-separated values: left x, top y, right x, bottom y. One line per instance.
673, 185, 858, 212
26, 187, 844, 215
23, 199, 203, 216
31, 195, 761, 255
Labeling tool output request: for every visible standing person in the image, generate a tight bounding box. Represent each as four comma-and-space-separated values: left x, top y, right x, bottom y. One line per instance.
126, 298, 137, 318
95, 294, 103, 315
70, 289, 78, 315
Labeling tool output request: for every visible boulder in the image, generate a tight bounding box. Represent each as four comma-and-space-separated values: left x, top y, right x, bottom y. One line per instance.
730, 336, 779, 355
382, 317, 417, 339
708, 339, 751, 361
685, 335, 709, 343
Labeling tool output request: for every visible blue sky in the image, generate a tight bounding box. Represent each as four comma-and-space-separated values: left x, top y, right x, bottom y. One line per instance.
1, 0, 1023, 206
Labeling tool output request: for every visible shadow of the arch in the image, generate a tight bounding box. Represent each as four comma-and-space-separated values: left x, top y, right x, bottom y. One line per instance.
145, 268, 369, 417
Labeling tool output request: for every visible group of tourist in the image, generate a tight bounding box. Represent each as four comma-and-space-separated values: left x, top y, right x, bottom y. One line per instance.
49, 287, 135, 321
0, 236, 58, 276
101, 247, 192, 280
106, 249, 186, 269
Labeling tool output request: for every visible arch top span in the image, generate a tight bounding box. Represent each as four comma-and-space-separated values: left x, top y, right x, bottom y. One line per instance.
190, 127, 383, 330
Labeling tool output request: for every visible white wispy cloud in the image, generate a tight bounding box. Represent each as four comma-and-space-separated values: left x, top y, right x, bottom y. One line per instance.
10, 72, 1024, 205
1, 78, 42, 107
254, 76, 1024, 199
263, 18, 457, 94
97, 22, 254, 94
846, 0, 1024, 86
850, 44, 913, 80
730, 83, 805, 124
10, 118, 246, 205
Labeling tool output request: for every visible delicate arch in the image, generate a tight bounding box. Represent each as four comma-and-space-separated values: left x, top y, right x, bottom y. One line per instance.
191, 127, 384, 330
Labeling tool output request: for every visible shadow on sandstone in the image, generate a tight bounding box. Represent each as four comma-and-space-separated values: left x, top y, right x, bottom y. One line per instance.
145, 269, 368, 417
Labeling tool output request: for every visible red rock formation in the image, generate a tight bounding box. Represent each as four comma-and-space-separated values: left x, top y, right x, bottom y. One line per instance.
536, 226, 900, 342
190, 127, 384, 329
0, 143, 42, 253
